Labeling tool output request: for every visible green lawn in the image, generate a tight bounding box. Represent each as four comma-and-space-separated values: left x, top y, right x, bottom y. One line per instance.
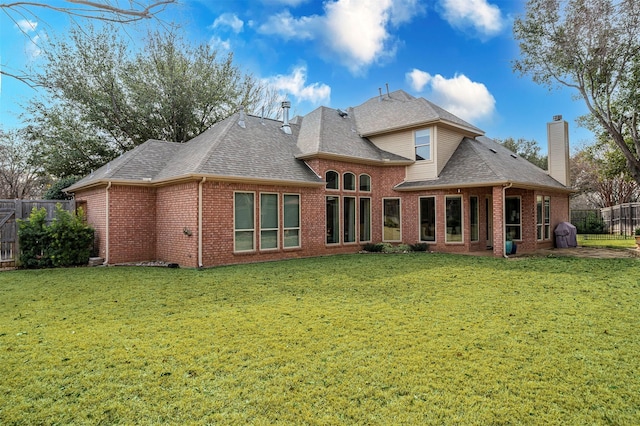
578, 235, 637, 249
1, 254, 639, 424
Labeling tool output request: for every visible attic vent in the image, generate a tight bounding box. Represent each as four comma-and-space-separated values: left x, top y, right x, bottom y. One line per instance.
489, 148, 497, 154
337, 108, 348, 118
510, 154, 518, 158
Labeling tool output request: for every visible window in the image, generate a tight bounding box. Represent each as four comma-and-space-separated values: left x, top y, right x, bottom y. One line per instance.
343, 173, 356, 191
326, 196, 339, 244
506, 196, 521, 240
383, 198, 401, 242
344, 196, 356, 243
284, 194, 300, 248
359, 174, 371, 192
359, 197, 371, 242
234, 192, 254, 251
470, 196, 479, 242
446, 195, 463, 243
415, 128, 431, 161
260, 193, 278, 250
419, 196, 436, 242
537, 195, 551, 240
326, 170, 339, 190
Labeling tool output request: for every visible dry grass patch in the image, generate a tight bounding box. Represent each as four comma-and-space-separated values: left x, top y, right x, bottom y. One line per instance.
1, 254, 639, 424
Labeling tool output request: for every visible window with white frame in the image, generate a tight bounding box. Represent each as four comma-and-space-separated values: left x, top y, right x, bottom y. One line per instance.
343, 172, 356, 191
359, 174, 371, 192
234, 192, 255, 251
326, 196, 339, 244
415, 128, 431, 161
470, 196, 479, 242
326, 170, 339, 190
260, 193, 278, 250
506, 196, 521, 240
537, 195, 551, 240
344, 196, 356, 243
419, 196, 436, 242
283, 194, 300, 248
383, 198, 401, 242
446, 195, 463, 242
359, 197, 371, 242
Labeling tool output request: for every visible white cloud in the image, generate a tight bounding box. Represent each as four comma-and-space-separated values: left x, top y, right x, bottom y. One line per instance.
407, 69, 495, 122
406, 68, 431, 92
258, 0, 423, 74
212, 13, 244, 33
15, 19, 37, 33
209, 36, 231, 52
439, 0, 504, 38
265, 65, 331, 104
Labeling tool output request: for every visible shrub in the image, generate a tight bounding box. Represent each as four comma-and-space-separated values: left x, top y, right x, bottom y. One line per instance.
362, 243, 384, 252
410, 242, 430, 252
18, 205, 94, 268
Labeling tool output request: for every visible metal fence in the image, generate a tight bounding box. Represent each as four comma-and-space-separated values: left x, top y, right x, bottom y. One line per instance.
0, 199, 75, 267
571, 203, 640, 237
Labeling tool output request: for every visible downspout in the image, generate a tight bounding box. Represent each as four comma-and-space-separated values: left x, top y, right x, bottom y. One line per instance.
198, 177, 206, 268
502, 182, 513, 258
105, 181, 112, 265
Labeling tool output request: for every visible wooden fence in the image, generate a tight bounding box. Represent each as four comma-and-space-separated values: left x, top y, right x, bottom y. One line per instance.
571, 203, 640, 236
0, 199, 75, 268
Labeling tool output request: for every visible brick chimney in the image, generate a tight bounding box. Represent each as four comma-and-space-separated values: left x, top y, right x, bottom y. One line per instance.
547, 115, 570, 186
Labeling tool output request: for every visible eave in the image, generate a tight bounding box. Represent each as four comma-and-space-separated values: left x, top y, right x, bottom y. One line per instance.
295, 152, 414, 166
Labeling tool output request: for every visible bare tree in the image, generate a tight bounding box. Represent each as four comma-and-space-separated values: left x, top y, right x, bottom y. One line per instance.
1, 0, 177, 84
0, 129, 46, 199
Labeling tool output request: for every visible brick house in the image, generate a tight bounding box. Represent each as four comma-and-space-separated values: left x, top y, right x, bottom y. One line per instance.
66, 90, 572, 267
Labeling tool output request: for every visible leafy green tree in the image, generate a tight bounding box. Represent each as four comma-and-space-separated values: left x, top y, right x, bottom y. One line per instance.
513, 0, 640, 184
497, 137, 547, 170
28, 24, 271, 177
42, 176, 80, 200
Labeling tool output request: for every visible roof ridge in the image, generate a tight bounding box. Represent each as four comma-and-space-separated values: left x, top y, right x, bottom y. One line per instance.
192, 115, 237, 173
466, 137, 506, 180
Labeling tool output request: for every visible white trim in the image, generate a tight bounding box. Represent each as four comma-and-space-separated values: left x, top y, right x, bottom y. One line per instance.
325, 170, 340, 191
382, 197, 402, 242
259, 192, 280, 251
283, 193, 301, 249
358, 173, 372, 192
233, 191, 256, 253
343, 172, 356, 192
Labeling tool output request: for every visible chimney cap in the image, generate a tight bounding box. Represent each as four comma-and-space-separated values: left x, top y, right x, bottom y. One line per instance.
282, 100, 291, 109
553, 114, 563, 121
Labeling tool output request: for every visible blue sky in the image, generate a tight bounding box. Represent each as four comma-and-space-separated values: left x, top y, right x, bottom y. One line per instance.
1, 0, 594, 153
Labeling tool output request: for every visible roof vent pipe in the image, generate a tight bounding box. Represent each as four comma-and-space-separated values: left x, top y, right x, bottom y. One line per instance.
281, 100, 292, 134
386, 82, 390, 98
378, 87, 383, 101
238, 105, 246, 129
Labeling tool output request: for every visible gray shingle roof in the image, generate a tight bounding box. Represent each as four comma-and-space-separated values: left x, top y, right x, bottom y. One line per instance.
395, 136, 570, 191
352, 90, 484, 136
296, 106, 412, 162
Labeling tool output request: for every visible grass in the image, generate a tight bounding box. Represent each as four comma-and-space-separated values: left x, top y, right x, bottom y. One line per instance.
578, 235, 637, 249
1, 254, 639, 425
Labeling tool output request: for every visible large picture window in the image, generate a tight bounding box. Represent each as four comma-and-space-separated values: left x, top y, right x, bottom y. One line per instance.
383, 198, 401, 242
326, 196, 339, 244
284, 194, 300, 248
234, 192, 255, 252
445, 195, 463, 243
537, 195, 551, 240
260, 193, 278, 250
415, 128, 431, 161
419, 196, 436, 242
470, 196, 479, 242
359, 197, 371, 242
506, 196, 521, 240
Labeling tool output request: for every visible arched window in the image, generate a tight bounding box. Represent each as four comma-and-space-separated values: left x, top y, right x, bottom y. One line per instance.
326, 170, 339, 190
359, 174, 371, 192
343, 172, 356, 191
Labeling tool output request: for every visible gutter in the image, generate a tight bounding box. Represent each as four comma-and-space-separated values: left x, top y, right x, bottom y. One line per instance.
503, 182, 513, 258
198, 177, 206, 268
105, 181, 112, 264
